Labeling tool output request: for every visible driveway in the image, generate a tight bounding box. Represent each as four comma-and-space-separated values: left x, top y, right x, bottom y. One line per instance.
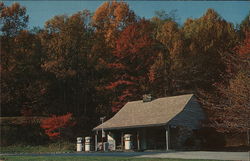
136, 151, 249, 161
1, 151, 249, 161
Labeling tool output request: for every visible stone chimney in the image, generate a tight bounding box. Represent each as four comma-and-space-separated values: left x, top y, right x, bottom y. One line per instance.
143, 94, 152, 102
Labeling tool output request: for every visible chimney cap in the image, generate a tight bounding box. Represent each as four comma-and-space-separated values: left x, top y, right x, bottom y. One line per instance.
143, 94, 152, 102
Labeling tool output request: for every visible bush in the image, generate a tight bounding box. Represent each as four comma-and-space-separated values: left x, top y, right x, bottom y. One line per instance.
196, 127, 226, 149
0, 119, 49, 146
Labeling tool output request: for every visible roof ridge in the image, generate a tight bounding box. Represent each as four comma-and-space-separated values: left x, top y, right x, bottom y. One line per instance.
127, 93, 194, 104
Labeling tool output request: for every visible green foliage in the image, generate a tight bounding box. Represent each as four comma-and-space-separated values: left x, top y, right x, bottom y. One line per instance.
0, 120, 48, 146
0, 141, 75, 153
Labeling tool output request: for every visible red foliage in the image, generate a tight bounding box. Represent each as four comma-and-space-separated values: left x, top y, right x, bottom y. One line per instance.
105, 80, 134, 90
40, 113, 75, 139
106, 19, 158, 112
107, 63, 126, 70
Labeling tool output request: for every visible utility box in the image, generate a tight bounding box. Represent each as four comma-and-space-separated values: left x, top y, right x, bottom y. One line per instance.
124, 134, 132, 150
76, 137, 83, 152
85, 136, 91, 152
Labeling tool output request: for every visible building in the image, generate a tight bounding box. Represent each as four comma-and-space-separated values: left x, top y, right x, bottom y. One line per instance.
93, 94, 206, 151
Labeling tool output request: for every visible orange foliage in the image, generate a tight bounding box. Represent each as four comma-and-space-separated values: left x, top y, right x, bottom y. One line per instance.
40, 113, 75, 139
238, 32, 250, 56
92, 1, 135, 47
105, 80, 134, 90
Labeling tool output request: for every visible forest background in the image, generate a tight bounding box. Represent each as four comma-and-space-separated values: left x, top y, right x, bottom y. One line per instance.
0, 1, 249, 149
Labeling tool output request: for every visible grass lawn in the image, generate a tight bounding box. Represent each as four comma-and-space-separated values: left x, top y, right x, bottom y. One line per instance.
0, 156, 227, 161
0, 143, 74, 154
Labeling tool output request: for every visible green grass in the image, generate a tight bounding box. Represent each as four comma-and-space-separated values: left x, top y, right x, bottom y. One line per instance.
0, 156, 227, 161
0, 142, 75, 154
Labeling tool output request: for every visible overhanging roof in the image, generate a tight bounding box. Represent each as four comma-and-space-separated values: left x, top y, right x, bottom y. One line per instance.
93, 94, 194, 131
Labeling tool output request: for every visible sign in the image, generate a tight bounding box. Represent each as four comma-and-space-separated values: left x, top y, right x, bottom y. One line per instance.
102, 130, 105, 138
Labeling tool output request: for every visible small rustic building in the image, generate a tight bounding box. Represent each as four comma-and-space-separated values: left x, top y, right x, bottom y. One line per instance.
93, 94, 205, 151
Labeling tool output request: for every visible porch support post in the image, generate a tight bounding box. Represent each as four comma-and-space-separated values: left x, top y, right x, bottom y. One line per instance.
95, 130, 98, 151
141, 128, 147, 150
137, 130, 140, 150
166, 125, 170, 151
121, 132, 124, 150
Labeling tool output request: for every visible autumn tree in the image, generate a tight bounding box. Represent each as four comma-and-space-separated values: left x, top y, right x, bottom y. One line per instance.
41, 11, 97, 116
1, 2, 29, 73
90, 1, 138, 115
182, 9, 238, 91
0, 2, 28, 37
200, 31, 250, 133
1, 3, 46, 116
106, 19, 159, 112
40, 113, 75, 139
92, 1, 136, 47
239, 12, 250, 39
238, 31, 250, 56
151, 16, 186, 96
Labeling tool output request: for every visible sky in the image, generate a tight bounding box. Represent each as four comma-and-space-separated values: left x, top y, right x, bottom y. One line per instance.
4, 1, 250, 29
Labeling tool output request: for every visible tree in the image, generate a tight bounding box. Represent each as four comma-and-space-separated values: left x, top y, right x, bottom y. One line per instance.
238, 31, 250, 56
1, 2, 29, 72
92, 1, 136, 47
41, 11, 97, 116
0, 2, 28, 37
90, 1, 138, 115
199, 31, 250, 133
1, 3, 47, 116
106, 19, 159, 112
40, 113, 75, 139
152, 19, 186, 96
1, 30, 46, 116
239, 12, 250, 39
182, 8, 238, 91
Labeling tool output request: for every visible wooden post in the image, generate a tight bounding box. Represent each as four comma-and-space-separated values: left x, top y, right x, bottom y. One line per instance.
95, 131, 98, 151
168, 126, 170, 149
101, 130, 104, 151
121, 132, 124, 150
137, 131, 140, 151
166, 126, 170, 151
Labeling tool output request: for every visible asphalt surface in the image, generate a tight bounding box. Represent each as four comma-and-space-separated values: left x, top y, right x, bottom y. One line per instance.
1, 151, 249, 161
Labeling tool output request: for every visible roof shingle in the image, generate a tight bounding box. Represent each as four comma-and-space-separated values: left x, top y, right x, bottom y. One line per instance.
93, 94, 194, 131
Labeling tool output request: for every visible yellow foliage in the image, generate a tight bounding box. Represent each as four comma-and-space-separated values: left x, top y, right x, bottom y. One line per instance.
92, 1, 135, 47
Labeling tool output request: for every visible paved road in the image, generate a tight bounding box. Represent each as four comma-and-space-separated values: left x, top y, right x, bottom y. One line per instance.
1, 151, 249, 161
136, 151, 250, 161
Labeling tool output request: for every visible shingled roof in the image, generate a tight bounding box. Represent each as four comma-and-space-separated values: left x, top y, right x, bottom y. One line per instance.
93, 94, 195, 131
